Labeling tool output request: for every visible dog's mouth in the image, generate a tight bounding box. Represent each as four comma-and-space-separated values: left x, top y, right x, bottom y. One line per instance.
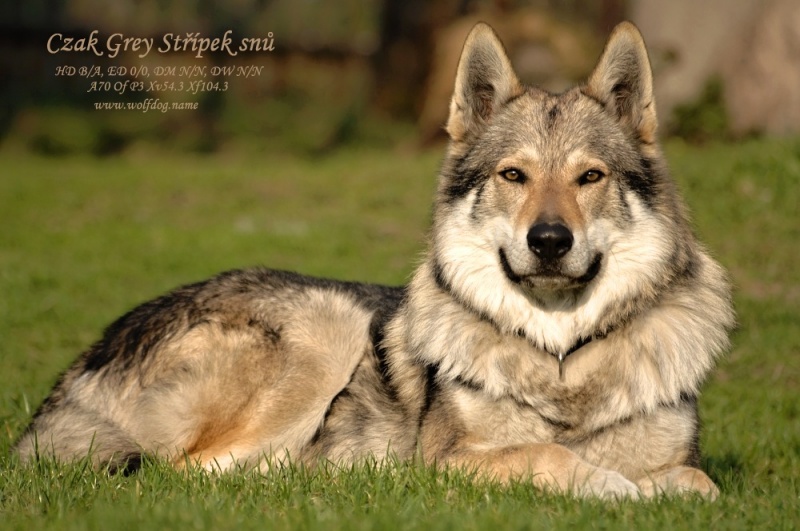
499, 248, 603, 289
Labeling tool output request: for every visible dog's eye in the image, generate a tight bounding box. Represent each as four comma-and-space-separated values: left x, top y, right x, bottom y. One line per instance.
579, 170, 605, 185
500, 169, 525, 183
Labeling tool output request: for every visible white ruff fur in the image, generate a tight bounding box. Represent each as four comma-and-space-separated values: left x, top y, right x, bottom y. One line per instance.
434, 189, 672, 355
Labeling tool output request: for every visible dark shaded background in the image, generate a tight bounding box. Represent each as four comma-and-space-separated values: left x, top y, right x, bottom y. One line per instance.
1, 0, 796, 156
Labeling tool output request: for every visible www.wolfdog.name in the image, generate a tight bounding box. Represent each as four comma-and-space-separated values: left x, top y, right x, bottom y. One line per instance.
16, 22, 734, 498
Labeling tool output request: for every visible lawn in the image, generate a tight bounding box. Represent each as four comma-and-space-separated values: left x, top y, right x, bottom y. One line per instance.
0, 138, 798, 529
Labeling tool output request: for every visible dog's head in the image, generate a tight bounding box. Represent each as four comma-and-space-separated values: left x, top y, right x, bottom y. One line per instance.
428, 22, 692, 350
434, 22, 678, 300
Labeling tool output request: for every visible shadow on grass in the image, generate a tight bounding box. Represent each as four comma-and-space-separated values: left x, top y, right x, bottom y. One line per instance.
705, 452, 746, 493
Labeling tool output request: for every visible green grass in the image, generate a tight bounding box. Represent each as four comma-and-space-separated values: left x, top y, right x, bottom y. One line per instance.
1, 138, 798, 529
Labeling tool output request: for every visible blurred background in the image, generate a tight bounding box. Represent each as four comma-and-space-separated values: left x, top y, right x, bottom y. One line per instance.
2, 0, 799, 157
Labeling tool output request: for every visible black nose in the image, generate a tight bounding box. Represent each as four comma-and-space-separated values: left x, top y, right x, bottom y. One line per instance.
527, 222, 573, 260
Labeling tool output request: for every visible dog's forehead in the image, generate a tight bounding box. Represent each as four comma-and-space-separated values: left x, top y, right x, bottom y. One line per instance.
487, 88, 623, 164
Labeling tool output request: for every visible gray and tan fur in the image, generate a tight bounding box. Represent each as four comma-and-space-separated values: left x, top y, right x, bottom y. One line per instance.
15, 22, 734, 499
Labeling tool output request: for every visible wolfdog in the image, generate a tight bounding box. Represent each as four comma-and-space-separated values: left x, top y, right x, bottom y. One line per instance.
15, 22, 734, 498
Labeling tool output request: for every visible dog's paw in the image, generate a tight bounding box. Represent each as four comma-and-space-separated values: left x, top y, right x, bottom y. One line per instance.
638, 466, 719, 500
576, 468, 642, 499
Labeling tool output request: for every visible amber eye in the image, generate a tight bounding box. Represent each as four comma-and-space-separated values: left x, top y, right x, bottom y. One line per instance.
579, 169, 605, 185
500, 169, 525, 183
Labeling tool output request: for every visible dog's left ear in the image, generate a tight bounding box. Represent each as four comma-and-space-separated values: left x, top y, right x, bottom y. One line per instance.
585, 22, 657, 143
447, 23, 523, 142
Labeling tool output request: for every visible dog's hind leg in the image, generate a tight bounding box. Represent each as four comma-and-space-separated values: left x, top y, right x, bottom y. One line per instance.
132, 289, 375, 471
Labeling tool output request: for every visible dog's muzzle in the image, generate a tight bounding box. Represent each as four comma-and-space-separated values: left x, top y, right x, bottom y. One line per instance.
499, 216, 603, 288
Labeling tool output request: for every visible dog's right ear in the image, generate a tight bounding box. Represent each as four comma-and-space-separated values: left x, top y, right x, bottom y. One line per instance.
446, 23, 523, 142
585, 22, 657, 143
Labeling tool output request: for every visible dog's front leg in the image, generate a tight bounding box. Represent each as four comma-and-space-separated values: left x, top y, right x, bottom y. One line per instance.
636, 466, 719, 499
442, 443, 641, 499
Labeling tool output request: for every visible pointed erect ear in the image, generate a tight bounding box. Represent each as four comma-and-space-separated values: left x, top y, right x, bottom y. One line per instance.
585, 22, 658, 143
446, 23, 523, 142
